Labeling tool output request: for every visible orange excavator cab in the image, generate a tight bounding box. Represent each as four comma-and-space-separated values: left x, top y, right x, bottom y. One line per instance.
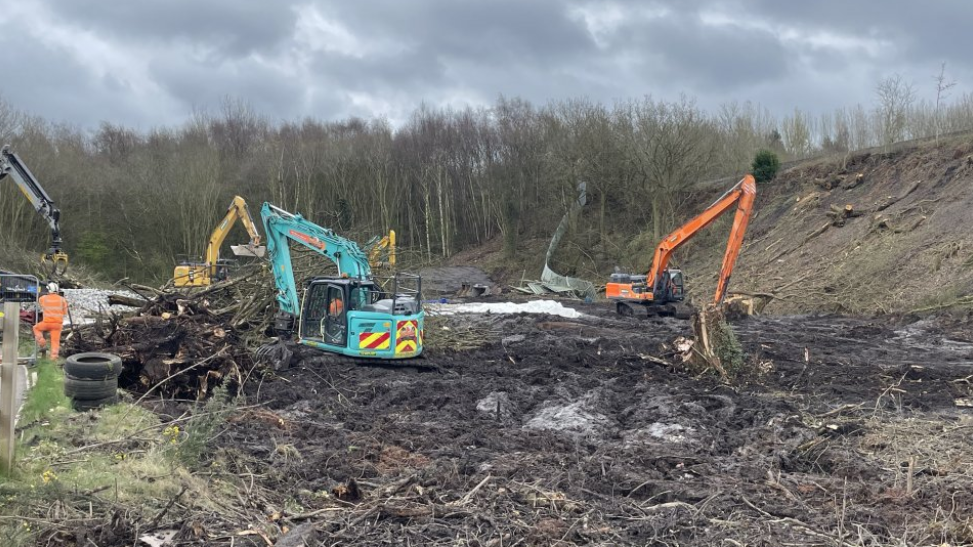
607, 175, 756, 317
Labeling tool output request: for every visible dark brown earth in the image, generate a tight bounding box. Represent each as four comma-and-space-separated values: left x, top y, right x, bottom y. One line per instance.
198, 304, 973, 546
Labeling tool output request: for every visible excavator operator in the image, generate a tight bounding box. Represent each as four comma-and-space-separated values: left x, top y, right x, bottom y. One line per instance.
33, 282, 68, 359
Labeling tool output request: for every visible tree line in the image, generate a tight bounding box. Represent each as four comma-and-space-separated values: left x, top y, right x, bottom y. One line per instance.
1, 74, 972, 283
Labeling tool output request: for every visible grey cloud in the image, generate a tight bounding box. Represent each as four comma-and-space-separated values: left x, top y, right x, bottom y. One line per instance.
322, 0, 597, 64
613, 11, 790, 90
0, 30, 163, 129
36, 0, 297, 59
307, 46, 449, 95
0, 0, 970, 128
741, 0, 973, 68
146, 56, 316, 123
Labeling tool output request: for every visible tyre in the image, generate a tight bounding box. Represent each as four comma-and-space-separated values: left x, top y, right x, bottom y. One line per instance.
64, 375, 118, 401
72, 394, 119, 412
64, 352, 122, 380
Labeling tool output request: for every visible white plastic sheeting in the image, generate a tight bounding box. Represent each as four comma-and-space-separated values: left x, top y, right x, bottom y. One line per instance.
426, 300, 586, 319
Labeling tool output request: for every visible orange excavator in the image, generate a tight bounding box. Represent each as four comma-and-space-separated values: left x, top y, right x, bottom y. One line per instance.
606, 175, 756, 318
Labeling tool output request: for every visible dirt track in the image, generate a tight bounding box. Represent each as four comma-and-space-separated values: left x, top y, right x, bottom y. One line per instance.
209, 305, 973, 546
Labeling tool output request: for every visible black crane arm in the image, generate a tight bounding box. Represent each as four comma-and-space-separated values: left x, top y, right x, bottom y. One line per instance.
0, 145, 67, 275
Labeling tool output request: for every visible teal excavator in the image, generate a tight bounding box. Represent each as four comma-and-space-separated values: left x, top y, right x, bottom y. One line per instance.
258, 203, 424, 364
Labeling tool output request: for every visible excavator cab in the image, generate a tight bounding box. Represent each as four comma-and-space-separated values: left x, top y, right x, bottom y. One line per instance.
301, 279, 353, 347
609, 269, 686, 317
298, 274, 423, 358
175, 256, 236, 287
663, 269, 685, 300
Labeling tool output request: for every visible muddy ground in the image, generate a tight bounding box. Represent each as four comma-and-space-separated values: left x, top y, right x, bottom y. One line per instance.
194, 304, 973, 546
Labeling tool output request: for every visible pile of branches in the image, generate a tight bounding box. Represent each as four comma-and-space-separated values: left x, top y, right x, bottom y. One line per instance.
68, 271, 278, 400
66, 247, 376, 398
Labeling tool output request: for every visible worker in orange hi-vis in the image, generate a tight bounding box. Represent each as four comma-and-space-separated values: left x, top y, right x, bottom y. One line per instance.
33, 282, 69, 359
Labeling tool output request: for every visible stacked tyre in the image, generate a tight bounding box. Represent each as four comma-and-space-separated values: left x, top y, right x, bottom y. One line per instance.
64, 352, 122, 411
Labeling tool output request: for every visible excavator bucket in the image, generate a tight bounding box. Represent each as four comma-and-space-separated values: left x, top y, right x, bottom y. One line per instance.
254, 339, 294, 370
42, 250, 69, 277
231, 245, 266, 258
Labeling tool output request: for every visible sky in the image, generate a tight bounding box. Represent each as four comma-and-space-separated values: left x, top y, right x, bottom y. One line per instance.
0, 0, 970, 131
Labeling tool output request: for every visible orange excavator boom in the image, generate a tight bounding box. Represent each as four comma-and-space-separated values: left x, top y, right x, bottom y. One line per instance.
713, 176, 757, 304
645, 175, 756, 304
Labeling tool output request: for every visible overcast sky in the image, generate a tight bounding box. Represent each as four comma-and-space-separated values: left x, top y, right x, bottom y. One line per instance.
0, 0, 969, 131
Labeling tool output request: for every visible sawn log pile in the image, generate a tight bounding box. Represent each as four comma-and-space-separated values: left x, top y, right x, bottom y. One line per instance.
67, 272, 277, 399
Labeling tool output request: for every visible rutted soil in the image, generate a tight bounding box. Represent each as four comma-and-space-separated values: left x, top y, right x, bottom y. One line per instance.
212, 307, 973, 546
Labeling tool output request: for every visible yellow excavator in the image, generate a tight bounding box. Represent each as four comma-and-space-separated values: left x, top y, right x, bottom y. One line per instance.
173, 196, 266, 287
366, 230, 396, 269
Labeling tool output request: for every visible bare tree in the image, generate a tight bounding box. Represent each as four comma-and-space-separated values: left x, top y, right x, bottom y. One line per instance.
0, 94, 22, 144
874, 74, 916, 151
933, 62, 957, 144
781, 108, 814, 158
626, 96, 717, 241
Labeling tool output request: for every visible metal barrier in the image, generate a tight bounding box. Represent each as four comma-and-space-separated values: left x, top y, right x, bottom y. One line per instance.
0, 273, 39, 365
1, 272, 40, 473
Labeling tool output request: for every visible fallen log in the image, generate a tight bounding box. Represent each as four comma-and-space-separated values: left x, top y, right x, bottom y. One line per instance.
127, 283, 166, 297
874, 180, 921, 211
869, 214, 893, 233
107, 294, 148, 308
96, 331, 188, 359
802, 222, 832, 245
843, 173, 865, 189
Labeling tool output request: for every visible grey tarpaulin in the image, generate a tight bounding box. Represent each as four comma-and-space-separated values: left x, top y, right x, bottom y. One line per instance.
539, 182, 596, 300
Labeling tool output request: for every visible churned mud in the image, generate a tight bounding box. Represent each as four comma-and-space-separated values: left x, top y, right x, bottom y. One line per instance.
211, 306, 973, 546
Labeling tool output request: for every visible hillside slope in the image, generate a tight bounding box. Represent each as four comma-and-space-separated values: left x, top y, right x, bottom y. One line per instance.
684, 138, 973, 315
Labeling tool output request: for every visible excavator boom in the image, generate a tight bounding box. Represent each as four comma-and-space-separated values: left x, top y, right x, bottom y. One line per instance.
174, 195, 265, 287
207, 195, 264, 267
261, 202, 371, 316
0, 145, 68, 277
647, 175, 756, 303
606, 175, 756, 316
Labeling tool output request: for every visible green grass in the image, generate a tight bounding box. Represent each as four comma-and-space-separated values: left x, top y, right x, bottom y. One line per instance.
17, 358, 70, 426
0, 378, 242, 546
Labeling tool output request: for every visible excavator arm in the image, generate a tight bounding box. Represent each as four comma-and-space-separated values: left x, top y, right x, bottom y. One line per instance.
713, 177, 757, 304
260, 202, 371, 316
367, 230, 396, 269
174, 195, 265, 286
646, 175, 756, 304
0, 145, 68, 276
205, 195, 264, 270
